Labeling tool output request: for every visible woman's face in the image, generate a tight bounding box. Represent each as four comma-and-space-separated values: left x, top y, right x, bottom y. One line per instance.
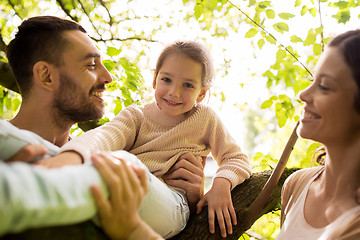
298, 47, 360, 146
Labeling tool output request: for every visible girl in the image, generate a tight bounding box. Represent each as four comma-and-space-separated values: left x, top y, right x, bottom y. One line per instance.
55, 41, 251, 238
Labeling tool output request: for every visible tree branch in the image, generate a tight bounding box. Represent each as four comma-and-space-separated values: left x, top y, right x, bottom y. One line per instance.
90, 36, 157, 43
56, 0, 79, 22
227, 0, 313, 78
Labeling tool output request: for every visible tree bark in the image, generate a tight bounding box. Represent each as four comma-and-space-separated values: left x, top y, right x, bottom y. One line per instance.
0, 61, 19, 93
1, 168, 299, 240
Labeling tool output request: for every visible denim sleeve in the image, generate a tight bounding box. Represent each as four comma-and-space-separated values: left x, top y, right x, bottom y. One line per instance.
0, 161, 108, 236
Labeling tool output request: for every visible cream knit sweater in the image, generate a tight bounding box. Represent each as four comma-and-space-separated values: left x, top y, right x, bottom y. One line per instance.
60, 102, 251, 189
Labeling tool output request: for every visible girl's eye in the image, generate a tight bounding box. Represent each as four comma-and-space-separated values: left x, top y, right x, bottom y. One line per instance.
184, 83, 194, 88
162, 77, 171, 83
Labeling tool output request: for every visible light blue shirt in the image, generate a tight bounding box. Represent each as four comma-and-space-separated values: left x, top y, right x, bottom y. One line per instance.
0, 119, 108, 236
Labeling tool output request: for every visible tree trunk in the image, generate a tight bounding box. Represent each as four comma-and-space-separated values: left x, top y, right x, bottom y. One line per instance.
0, 61, 19, 93
1, 168, 299, 240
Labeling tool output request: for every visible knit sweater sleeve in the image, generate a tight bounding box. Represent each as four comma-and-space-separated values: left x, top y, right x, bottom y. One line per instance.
59, 105, 141, 163
204, 106, 251, 190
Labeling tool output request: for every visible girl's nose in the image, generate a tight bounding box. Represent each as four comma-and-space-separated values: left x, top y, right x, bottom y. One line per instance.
169, 84, 181, 97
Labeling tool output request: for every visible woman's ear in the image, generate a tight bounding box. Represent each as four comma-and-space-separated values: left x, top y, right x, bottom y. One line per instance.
32, 61, 55, 90
196, 87, 208, 103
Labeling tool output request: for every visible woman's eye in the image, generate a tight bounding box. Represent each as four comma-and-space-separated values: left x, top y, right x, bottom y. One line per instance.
318, 84, 330, 90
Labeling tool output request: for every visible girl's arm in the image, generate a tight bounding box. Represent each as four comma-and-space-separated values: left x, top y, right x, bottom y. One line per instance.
196, 177, 236, 238
38, 106, 141, 168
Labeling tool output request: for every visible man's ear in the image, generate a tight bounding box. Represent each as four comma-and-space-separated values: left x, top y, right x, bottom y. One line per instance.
196, 87, 208, 103
32, 61, 56, 90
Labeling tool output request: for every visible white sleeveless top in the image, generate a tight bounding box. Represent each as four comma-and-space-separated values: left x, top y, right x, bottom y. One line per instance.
277, 170, 360, 240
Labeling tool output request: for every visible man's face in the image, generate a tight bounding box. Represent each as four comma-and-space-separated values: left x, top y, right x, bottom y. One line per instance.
52, 30, 112, 123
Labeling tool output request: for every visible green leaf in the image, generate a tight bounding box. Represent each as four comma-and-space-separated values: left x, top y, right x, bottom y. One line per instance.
309, 7, 317, 17
295, 0, 302, 7
106, 47, 121, 57
194, 2, 204, 20
313, 43, 322, 55
265, 35, 276, 44
261, 99, 274, 109
278, 12, 295, 20
273, 22, 289, 33
332, 9, 351, 24
293, 79, 311, 95
258, 38, 265, 49
290, 35, 303, 43
266, 9, 275, 19
245, 28, 258, 38
258, 1, 271, 9
276, 48, 286, 60
103, 60, 116, 71
315, 26, 324, 35
12, 98, 20, 111
248, 0, 256, 7
334, 1, 349, 9
275, 102, 287, 127
301, 5, 308, 15
304, 29, 316, 46
304, 142, 322, 164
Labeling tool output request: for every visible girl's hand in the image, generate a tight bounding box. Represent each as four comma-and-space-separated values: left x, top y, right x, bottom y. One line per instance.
163, 153, 205, 213
196, 177, 236, 238
90, 152, 148, 240
7, 144, 48, 162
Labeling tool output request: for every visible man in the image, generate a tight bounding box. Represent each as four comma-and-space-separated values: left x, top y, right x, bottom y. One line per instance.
0, 16, 204, 239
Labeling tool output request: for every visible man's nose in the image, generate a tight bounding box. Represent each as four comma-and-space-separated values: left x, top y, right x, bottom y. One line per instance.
99, 64, 113, 84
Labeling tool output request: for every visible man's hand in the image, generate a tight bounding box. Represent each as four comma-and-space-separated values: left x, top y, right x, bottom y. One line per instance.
90, 151, 149, 240
162, 152, 205, 213
7, 144, 48, 163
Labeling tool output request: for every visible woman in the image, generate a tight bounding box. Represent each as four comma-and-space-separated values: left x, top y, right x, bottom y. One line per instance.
278, 30, 360, 239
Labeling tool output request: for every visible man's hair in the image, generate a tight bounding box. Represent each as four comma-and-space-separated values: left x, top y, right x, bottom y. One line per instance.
6, 16, 87, 98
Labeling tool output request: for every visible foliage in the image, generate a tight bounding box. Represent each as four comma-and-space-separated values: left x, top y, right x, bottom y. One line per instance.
1, 0, 359, 239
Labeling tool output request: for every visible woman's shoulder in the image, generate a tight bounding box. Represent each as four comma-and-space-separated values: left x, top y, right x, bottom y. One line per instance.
286, 166, 324, 186
283, 166, 324, 197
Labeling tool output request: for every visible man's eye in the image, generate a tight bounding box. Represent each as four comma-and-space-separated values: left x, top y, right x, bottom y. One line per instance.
88, 63, 96, 69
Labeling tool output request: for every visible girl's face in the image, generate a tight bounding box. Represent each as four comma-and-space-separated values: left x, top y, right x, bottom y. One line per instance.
298, 47, 360, 146
153, 53, 207, 117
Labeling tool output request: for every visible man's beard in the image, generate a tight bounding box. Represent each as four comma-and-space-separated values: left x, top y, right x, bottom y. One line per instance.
52, 73, 105, 124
